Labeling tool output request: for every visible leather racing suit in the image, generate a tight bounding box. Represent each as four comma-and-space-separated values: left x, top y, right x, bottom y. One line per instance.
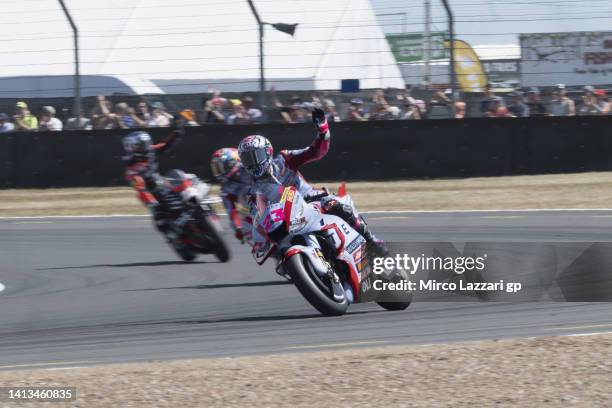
248, 122, 378, 256
124, 131, 182, 233
219, 165, 254, 243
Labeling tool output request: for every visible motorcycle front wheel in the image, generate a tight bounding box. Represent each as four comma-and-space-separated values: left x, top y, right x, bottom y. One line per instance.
285, 254, 348, 317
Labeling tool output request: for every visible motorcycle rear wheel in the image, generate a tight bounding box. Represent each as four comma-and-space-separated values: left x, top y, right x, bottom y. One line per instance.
172, 243, 197, 262
286, 254, 348, 317
376, 301, 410, 311
199, 215, 231, 263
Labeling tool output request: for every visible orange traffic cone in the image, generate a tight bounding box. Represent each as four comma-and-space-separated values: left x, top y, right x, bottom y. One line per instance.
337, 182, 347, 197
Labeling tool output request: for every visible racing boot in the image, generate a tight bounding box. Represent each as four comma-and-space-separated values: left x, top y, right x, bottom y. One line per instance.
353, 215, 389, 257
322, 198, 388, 256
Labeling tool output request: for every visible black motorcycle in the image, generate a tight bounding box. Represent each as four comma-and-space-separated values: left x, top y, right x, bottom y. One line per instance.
159, 169, 230, 262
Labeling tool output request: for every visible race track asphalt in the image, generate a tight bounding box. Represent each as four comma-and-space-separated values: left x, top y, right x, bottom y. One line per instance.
1, 210, 612, 370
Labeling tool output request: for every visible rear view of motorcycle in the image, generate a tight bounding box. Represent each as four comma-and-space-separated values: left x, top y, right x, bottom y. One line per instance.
159, 169, 231, 263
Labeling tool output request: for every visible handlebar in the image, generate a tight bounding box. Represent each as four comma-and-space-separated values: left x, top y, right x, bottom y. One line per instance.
304, 190, 330, 203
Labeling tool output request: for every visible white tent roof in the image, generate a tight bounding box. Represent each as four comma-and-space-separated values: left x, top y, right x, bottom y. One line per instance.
0, 0, 404, 97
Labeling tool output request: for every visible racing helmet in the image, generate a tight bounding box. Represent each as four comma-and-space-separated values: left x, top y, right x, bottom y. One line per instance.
210, 147, 241, 182
122, 131, 153, 159
237, 135, 273, 178
164, 169, 190, 192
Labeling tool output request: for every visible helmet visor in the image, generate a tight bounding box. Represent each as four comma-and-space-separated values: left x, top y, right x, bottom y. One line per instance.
241, 148, 268, 169
122, 137, 136, 153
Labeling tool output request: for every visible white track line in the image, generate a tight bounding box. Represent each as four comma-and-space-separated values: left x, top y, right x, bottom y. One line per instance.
21, 331, 612, 372
0, 214, 149, 220
45, 366, 88, 371
286, 340, 388, 350
565, 330, 612, 337
0, 361, 99, 370
12, 221, 54, 224
3, 208, 612, 221
364, 208, 612, 214
548, 323, 612, 331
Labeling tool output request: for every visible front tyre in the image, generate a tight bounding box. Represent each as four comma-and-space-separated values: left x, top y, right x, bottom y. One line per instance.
286, 254, 348, 316
199, 215, 231, 263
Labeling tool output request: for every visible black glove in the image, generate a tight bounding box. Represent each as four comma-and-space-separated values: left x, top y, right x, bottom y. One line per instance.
311, 107, 326, 127
311, 107, 329, 135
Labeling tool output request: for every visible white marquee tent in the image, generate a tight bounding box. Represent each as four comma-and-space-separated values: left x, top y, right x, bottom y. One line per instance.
0, 0, 404, 97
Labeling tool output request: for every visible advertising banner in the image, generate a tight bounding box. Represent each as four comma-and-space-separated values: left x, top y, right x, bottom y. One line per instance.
386, 32, 448, 63
445, 39, 489, 92
520, 31, 612, 86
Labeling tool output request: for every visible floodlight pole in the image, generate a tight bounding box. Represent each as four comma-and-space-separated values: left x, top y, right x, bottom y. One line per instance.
247, 1, 297, 122
441, 0, 456, 98
58, 0, 82, 127
247, 0, 266, 116
423, 0, 431, 89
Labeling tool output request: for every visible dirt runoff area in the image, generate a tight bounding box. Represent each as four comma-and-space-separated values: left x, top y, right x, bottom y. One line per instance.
2, 172, 612, 217
1, 333, 610, 408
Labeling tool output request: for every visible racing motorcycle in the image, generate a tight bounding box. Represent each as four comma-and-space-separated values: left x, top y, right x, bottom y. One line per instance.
158, 169, 230, 263
253, 184, 411, 316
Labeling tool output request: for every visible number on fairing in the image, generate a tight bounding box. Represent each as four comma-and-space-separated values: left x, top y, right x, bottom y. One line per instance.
262, 204, 284, 232
271, 208, 284, 222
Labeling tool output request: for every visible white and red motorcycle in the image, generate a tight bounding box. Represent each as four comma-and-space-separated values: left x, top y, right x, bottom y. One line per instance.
252, 185, 411, 316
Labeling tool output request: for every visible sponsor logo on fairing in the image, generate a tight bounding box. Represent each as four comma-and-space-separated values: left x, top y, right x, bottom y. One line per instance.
346, 236, 365, 254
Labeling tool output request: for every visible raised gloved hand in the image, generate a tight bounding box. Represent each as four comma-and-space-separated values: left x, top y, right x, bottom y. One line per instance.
311, 107, 329, 135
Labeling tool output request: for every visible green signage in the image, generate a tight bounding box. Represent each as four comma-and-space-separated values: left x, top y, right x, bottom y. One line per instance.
386, 32, 448, 63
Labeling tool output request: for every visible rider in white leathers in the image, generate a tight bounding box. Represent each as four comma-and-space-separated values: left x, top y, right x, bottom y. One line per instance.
210, 148, 254, 244
237, 108, 385, 260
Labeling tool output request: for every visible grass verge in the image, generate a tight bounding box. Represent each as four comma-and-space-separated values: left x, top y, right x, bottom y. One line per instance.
1, 172, 612, 217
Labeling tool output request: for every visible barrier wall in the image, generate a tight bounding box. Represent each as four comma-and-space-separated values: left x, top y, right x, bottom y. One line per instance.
1, 116, 610, 189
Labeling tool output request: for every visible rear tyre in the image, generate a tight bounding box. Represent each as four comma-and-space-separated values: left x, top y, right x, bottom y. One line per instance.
376, 273, 412, 311
286, 254, 348, 316
376, 301, 410, 311
200, 215, 231, 263
172, 243, 197, 262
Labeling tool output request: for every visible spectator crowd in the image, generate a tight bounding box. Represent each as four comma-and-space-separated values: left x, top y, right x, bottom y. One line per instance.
0, 84, 609, 133
478, 84, 610, 118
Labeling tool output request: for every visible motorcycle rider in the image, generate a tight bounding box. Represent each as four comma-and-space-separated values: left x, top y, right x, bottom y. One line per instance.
210, 147, 254, 244
237, 107, 385, 257
122, 128, 184, 239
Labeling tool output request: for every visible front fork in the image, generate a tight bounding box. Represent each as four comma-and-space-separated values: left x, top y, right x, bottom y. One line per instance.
285, 239, 353, 304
